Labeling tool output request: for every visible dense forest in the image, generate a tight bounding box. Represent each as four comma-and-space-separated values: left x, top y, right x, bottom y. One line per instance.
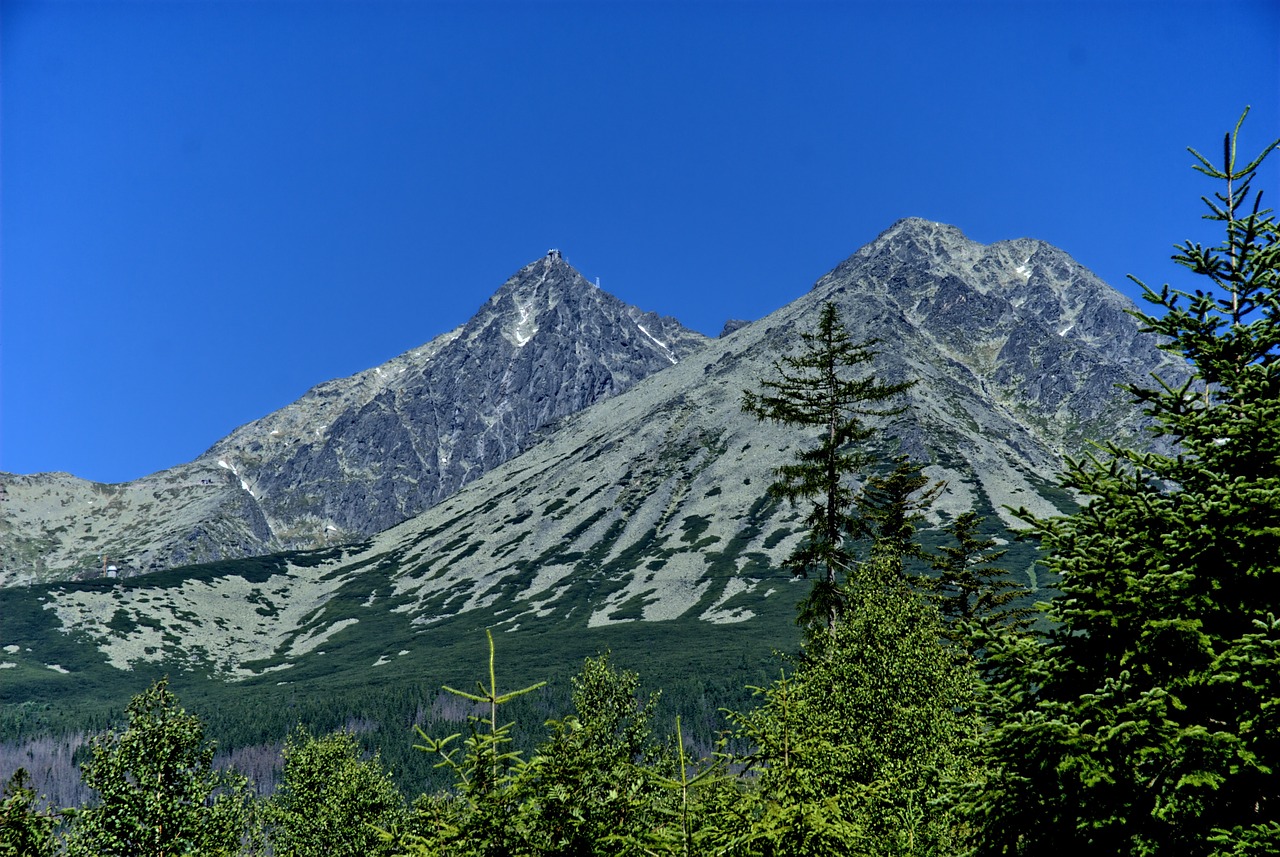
3, 115, 1278, 856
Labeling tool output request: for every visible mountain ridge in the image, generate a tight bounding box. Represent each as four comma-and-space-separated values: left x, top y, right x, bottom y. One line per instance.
0, 252, 708, 585
4, 219, 1192, 689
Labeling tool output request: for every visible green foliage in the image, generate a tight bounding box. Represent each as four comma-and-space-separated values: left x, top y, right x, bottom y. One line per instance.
515, 652, 666, 855
0, 768, 60, 857
64, 677, 258, 857
265, 728, 405, 857
730, 573, 980, 855
970, 111, 1280, 854
608, 715, 733, 857
858, 454, 943, 581
400, 629, 546, 856
742, 300, 913, 632
927, 510, 1032, 650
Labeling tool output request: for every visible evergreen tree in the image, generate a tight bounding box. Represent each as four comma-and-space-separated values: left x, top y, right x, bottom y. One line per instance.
929, 510, 1031, 642
401, 630, 545, 856
64, 678, 258, 857
742, 301, 913, 632
858, 454, 943, 582
971, 111, 1280, 854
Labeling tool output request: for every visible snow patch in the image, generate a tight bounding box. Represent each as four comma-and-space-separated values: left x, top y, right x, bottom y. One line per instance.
635, 324, 678, 364
0, 663, 15, 669
1015, 258, 1032, 280
2, 645, 18, 654
510, 300, 539, 347
45, 664, 69, 674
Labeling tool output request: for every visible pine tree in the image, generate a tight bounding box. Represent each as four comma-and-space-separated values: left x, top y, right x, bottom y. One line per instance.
971, 111, 1280, 855
742, 301, 913, 632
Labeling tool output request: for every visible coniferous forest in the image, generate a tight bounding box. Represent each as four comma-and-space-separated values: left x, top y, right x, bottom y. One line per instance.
3, 115, 1278, 856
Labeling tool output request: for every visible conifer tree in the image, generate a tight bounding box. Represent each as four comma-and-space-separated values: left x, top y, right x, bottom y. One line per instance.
401, 630, 545, 856
857, 454, 943, 582
742, 301, 913, 632
929, 510, 1031, 641
971, 111, 1280, 855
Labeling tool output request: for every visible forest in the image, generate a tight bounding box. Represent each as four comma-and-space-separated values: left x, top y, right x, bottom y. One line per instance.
3, 115, 1278, 856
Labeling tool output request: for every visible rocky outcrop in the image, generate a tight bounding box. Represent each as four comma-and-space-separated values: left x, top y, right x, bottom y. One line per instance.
20, 219, 1194, 678
205, 251, 708, 542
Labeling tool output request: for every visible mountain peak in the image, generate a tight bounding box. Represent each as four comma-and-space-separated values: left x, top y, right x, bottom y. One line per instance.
498, 248, 592, 298
539, 247, 577, 277
865, 217, 972, 257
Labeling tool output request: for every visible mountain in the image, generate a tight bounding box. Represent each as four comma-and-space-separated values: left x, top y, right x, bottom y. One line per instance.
3, 219, 1188, 696
0, 252, 708, 586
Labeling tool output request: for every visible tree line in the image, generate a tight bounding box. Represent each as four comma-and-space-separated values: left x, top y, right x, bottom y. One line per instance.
4, 113, 1278, 856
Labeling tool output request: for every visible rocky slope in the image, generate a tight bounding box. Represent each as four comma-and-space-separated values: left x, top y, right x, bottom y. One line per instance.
17, 219, 1190, 680
0, 252, 708, 585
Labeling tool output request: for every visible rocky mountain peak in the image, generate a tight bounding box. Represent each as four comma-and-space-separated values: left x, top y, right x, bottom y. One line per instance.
1, 226, 1181, 589
1, 254, 709, 583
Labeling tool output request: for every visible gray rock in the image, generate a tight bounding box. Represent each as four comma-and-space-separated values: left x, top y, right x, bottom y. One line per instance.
1, 252, 708, 583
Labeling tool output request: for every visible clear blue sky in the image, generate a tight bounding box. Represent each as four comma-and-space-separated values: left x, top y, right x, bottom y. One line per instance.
3, 0, 1277, 485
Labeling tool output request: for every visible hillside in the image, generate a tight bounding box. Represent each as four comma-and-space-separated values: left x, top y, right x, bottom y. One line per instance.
1, 219, 1185, 729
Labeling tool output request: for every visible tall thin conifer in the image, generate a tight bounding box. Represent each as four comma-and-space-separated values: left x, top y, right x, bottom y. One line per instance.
742, 301, 913, 632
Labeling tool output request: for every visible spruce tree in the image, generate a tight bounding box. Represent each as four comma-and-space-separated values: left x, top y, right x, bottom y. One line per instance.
929, 510, 1031, 640
971, 111, 1280, 855
742, 301, 913, 632
857, 454, 943, 582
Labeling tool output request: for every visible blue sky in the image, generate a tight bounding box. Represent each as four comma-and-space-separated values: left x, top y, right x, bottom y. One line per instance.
2, 0, 1277, 485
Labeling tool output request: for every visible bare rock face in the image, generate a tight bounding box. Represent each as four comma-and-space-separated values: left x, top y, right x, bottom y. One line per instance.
822, 217, 1185, 458
205, 251, 708, 544
284, 218, 1184, 639
1, 252, 708, 584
